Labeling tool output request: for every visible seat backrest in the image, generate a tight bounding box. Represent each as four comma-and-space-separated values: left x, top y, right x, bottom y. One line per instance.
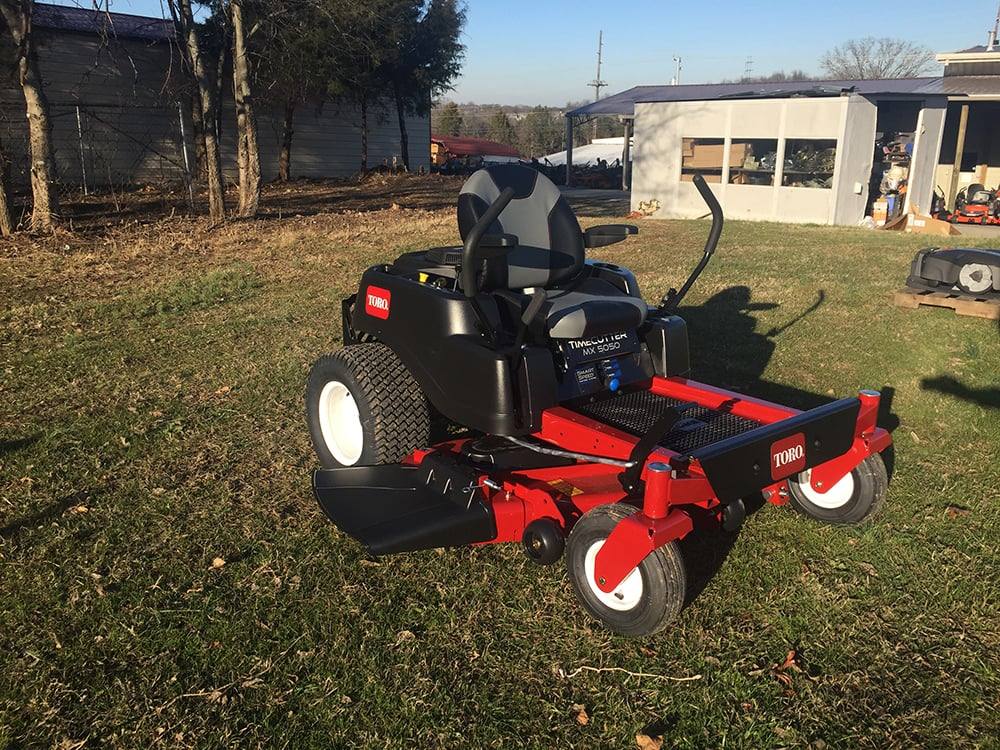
458, 164, 584, 290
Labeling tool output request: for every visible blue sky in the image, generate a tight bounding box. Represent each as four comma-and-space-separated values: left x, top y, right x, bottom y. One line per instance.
51, 0, 999, 105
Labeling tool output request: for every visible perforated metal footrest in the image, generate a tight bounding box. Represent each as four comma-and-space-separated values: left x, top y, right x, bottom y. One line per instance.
574, 390, 762, 454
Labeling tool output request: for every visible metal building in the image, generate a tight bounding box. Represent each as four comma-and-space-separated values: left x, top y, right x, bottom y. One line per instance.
0, 3, 430, 191
565, 51, 1000, 227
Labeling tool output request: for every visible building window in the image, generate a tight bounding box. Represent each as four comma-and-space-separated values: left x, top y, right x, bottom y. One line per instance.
729, 139, 779, 186
783, 139, 837, 189
681, 138, 725, 182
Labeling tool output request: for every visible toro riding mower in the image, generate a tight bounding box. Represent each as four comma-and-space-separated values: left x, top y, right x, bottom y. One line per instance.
949, 183, 1000, 226
306, 166, 892, 636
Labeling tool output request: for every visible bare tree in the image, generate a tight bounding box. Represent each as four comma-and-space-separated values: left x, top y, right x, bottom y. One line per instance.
0, 0, 58, 231
168, 0, 227, 224
229, 0, 260, 217
820, 37, 936, 79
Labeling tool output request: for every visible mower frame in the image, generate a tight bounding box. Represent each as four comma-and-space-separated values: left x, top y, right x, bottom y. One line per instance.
392, 378, 889, 594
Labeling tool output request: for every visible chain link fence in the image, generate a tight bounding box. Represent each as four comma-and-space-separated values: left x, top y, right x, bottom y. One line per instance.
0, 100, 196, 208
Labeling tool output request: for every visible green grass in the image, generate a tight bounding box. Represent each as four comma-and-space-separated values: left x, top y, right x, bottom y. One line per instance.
1, 202, 998, 748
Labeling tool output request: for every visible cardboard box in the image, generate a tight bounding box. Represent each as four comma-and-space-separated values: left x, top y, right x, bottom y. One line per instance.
872, 199, 889, 226
682, 143, 750, 170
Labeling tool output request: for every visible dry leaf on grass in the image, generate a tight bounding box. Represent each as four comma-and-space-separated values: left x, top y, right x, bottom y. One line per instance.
394, 629, 416, 646
945, 505, 970, 519
571, 703, 589, 726
210, 557, 226, 569
636, 733, 663, 749
771, 649, 803, 689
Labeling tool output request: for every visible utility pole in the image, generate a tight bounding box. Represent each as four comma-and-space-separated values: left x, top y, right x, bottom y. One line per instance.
588, 30, 607, 141
671, 55, 682, 86
744, 56, 754, 80
988, 1, 1000, 50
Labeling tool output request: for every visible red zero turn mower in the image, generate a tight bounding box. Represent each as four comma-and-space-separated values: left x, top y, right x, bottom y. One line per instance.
949, 184, 1000, 225
306, 166, 892, 636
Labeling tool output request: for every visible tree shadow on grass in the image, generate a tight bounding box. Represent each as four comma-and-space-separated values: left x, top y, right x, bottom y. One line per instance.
0, 490, 88, 542
921, 375, 1000, 410
0, 434, 39, 457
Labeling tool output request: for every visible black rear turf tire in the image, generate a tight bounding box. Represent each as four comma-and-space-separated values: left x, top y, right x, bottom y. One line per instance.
787, 453, 888, 525
306, 343, 430, 469
566, 503, 686, 637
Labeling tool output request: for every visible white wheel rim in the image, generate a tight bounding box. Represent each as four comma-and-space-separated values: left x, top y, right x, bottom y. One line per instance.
584, 540, 644, 612
958, 263, 993, 294
317, 380, 364, 466
793, 469, 855, 509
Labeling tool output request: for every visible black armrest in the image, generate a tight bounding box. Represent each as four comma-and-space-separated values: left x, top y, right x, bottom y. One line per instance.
478, 233, 519, 258
583, 224, 639, 248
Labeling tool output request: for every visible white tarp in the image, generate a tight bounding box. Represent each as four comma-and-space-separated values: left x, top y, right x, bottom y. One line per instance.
541, 137, 632, 167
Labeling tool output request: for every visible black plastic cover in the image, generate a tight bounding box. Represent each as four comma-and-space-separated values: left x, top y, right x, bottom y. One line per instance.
692, 398, 860, 502
642, 315, 691, 377
313, 464, 497, 555
906, 247, 1000, 293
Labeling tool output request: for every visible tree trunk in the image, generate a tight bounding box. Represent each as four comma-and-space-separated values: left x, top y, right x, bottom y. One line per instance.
175, 0, 226, 224
0, 138, 13, 237
359, 96, 368, 175
1, 0, 59, 232
278, 99, 295, 182
393, 82, 410, 172
214, 23, 228, 147
189, 91, 207, 180
230, 0, 260, 217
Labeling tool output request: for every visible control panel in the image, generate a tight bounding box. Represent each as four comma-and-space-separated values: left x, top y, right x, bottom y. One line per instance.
556, 330, 647, 400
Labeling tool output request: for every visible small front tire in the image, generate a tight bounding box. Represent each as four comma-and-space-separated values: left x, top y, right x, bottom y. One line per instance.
788, 453, 887, 525
566, 504, 686, 637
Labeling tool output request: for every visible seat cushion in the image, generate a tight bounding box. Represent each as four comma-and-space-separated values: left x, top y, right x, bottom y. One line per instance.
458, 165, 585, 290
543, 279, 648, 339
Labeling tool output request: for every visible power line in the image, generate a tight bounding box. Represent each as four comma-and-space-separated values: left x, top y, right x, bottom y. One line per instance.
744, 56, 754, 78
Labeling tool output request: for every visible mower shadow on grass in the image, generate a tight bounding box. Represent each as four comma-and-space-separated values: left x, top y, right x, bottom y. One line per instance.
678, 286, 901, 434
677, 495, 768, 608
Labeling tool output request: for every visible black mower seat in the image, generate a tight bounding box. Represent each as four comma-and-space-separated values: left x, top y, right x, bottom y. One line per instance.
542, 278, 648, 339
458, 164, 648, 339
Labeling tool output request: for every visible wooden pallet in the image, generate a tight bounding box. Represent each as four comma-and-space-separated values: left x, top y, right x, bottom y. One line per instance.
893, 288, 1000, 320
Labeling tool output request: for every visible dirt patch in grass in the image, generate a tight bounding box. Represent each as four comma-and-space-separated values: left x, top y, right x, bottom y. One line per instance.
1, 178, 998, 748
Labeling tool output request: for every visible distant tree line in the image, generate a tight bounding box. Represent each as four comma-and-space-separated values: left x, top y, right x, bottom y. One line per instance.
433, 101, 623, 159
0, 0, 466, 232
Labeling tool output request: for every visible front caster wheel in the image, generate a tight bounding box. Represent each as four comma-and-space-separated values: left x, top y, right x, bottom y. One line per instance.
787, 453, 887, 525
565, 504, 686, 637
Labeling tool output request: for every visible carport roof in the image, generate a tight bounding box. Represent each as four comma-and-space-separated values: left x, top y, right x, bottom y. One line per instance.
566, 78, 953, 117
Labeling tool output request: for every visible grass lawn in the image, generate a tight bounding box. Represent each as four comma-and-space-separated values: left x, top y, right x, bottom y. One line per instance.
2, 178, 998, 748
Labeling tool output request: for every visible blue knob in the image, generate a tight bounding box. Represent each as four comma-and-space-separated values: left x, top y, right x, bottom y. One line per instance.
609, 377, 621, 392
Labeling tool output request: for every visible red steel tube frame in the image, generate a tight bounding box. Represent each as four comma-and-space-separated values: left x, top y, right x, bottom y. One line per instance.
423, 377, 890, 595
518, 377, 890, 593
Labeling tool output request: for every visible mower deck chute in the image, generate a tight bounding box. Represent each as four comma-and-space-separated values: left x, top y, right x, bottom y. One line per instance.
304, 165, 893, 636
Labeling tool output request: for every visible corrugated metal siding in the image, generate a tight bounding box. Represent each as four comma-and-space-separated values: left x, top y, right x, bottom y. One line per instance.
0, 28, 429, 189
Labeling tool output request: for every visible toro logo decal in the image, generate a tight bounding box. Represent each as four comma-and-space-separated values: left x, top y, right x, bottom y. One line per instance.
364, 285, 391, 320
769, 432, 806, 480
